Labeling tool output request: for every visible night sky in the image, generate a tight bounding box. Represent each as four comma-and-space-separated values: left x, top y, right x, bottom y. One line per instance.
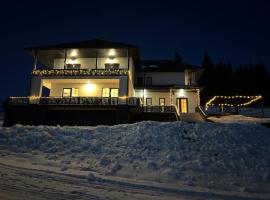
0, 0, 270, 101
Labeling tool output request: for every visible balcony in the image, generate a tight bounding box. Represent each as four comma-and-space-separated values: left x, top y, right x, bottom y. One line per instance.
32, 69, 129, 77
8, 97, 141, 106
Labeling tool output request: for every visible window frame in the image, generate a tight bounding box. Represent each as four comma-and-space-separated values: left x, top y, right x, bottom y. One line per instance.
62, 88, 72, 97
146, 98, 152, 106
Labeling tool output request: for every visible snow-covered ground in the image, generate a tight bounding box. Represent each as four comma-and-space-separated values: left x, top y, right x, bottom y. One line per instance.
208, 115, 270, 124
0, 121, 270, 199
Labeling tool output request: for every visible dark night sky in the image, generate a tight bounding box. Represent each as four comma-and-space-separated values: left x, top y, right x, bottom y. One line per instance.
0, 0, 270, 101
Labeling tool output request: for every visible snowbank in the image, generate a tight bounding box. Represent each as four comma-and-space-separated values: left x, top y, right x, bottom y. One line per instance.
0, 121, 270, 192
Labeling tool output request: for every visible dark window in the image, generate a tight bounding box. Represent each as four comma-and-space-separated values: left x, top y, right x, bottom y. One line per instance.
137, 77, 143, 86
146, 77, 152, 85
65, 64, 81, 69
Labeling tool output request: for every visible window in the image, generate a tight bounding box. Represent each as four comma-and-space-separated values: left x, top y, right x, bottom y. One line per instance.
102, 88, 119, 97
146, 98, 152, 106
137, 77, 143, 86
146, 77, 152, 85
72, 88, 79, 97
62, 88, 72, 97
110, 89, 119, 97
102, 88, 110, 97
62, 88, 79, 97
159, 98, 165, 112
159, 98, 165, 106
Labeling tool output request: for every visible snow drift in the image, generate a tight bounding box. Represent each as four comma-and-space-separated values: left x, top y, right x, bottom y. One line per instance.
0, 121, 269, 192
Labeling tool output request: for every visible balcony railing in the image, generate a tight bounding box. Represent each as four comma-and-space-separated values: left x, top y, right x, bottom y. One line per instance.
8, 97, 141, 106
32, 69, 129, 76
143, 106, 177, 113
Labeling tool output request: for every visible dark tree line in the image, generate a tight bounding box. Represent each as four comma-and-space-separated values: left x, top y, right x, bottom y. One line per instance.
198, 53, 270, 106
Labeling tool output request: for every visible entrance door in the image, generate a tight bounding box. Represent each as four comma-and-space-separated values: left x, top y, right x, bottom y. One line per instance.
177, 98, 188, 113
159, 98, 165, 112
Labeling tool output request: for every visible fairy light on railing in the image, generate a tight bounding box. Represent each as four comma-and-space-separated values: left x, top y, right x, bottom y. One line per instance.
8, 96, 141, 106
31, 69, 129, 76
205, 95, 262, 108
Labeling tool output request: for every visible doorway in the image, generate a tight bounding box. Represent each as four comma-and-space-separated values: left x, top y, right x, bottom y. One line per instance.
159, 98, 165, 112
177, 98, 188, 113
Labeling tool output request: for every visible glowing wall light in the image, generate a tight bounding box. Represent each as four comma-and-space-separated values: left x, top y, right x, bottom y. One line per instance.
108, 49, 116, 57
70, 49, 78, 57
179, 89, 185, 97
84, 83, 96, 93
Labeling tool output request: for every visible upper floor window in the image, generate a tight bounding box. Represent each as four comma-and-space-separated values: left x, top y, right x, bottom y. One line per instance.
146, 77, 152, 86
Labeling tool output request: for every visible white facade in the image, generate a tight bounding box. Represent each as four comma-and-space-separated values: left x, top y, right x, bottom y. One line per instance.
29, 42, 201, 113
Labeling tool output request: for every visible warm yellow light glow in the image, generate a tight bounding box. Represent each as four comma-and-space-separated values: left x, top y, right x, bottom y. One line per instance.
106, 57, 116, 64
84, 83, 96, 93
108, 49, 116, 56
70, 49, 78, 57
179, 89, 185, 97
205, 95, 262, 108
119, 96, 127, 99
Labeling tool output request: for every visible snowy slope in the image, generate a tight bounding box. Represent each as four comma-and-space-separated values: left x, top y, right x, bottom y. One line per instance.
0, 121, 270, 193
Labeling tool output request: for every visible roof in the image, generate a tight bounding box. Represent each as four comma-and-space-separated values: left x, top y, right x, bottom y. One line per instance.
138, 59, 201, 72
25, 39, 138, 51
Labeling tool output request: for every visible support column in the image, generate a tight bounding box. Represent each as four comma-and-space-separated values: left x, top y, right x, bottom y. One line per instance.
127, 48, 130, 70
63, 49, 67, 69
32, 50, 38, 70
126, 48, 130, 96
95, 51, 98, 69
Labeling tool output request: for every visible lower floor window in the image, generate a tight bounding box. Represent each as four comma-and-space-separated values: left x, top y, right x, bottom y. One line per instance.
62, 88, 79, 97
62, 88, 72, 97
146, 98, 152, 106
102, 88, 119, 97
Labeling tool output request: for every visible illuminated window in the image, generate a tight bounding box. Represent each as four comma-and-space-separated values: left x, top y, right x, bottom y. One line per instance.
102, 88, 110, 97
72, 88, 79, 97
62, 88, 72, 97
110, 89, 119, 97
102, 88, 119, 97
159, 98, 165, 106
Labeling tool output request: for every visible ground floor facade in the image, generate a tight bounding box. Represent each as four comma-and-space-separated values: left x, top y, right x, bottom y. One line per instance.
134, 88, 200, 113
29, 76, 200, 113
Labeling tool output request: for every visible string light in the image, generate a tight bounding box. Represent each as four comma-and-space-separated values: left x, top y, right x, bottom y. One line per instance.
205, 95, 262, 108
32, 69, 129, 76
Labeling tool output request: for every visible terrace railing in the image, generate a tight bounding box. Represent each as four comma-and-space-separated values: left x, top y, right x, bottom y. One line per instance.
143, 106, 177, 113
32, 69, 129, 76
8, 97, 141, 106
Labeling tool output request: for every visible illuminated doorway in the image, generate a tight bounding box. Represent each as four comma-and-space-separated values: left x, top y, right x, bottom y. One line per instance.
177, 98, 188, 113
